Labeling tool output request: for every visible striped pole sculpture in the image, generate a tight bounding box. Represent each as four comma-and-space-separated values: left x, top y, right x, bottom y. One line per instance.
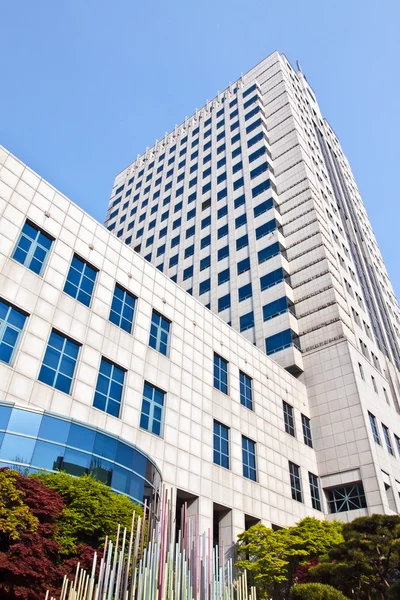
45, 489, 257, 600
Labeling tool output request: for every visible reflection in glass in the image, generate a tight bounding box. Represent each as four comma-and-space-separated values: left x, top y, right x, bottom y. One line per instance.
0, 433, 36, 464
39, 415, 70, 444
93, 432, 117, 461
0, 406, 12, 430
7, 409, 42, 437
68, 424, 95, 452
90, 456, 113, 486
31, 440, 64, 471
115, 442, 135, 469
63, 449, 90, 477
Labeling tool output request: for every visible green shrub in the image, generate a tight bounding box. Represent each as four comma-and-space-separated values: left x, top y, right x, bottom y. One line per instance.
290, 583, 349, 600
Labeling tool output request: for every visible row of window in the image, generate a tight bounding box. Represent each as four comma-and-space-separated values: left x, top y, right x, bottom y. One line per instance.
368, 412, 400, 457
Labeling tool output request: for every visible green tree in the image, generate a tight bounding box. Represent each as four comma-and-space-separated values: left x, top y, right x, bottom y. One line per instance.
290, 583, 349, 599
236, 518, 343, 599
36, 472, 143, 554
309, 514, 400, 599
0, 469, 38, 549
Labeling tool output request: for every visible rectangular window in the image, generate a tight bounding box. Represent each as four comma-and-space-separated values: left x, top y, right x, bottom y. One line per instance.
218, 205, 228, 219
200, 255, 211, 270
301, 414, 313, 448
260, 267, 287, 291
368, 412, 380, 444
201, 235, 211, 249
214, 421, 229, 468
309, 472, 322, 511
258, 242, 281, 264
382, 424, 394, 455
262, 297, 294, 321
13, 221, 53, 275
93, 358, 125, 417
157, 244, 166, 256
326, 483, 367, 513
186, 225, 195, 238
245, 106, 261, 121
171, 235, 180, 248
240, 311, 254, 332
246, 118, 263, 135
183, 266, 193, 281
238, 283, 252, 302
265, 329, 299, 355
199, 279, 211, 295
218, 245, 229, 261
233, 161, 243, 174
240, 372, 253, 409
187, 208, 196, 220
202, 215, 211, 229
237, 257, 250, 274
218, 268, 230, 285
217, 157, 226, 169
231, 133, 241, 145
185, 245, 194, 258
217, 171, 227, 184
169, 254, 178, 268
218, 224, 229, 239
252, 179, 271, 198
244, 95, 258, 109
214, 353, 228, 394
38, 330, 80, 394
140, 382, 165, 436
394, 434, 400, 457
234, 177, 244, 191
256, 219, 277, 240
234, 195, 245, 209
109, 284, 136, 333
0, 300, 27, 364
242, 436, 256, 481
254, 198, 273, 218
249, 146, 267, 163
289, 462, 303, 502
235, 213, 247, 228
149, 310, 171, 356
64, 255, 97, 307
283, 401, 295, 436
218, 293, 231, 312
236, 234, 248, 250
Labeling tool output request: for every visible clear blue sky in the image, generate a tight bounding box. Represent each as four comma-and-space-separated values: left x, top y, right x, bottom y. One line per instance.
1, 1, 399, 295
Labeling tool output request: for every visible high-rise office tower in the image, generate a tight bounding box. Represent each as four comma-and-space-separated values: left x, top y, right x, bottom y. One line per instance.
106, 51, 400, 515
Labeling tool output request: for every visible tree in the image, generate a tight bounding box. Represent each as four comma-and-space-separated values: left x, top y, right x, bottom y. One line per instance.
309, 514, 400, 599
236, 518, 343, 599
36, 472, 143, 554
0, 469, 38, 551
290, 583, 349, 600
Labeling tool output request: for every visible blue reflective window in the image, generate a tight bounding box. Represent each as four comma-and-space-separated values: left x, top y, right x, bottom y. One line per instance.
252, 179, 271, 198
302, 414, 313, 448
245, 106, 261, 121
238, 283, 252, 302
214, 353, 228, 394
247, 132, 264, 148
233, 161, 243, 174
218, 224, 228, 239
265, 329, 300, 355
236, 234, 248, 250
202, 215, 211, 229
243, 83, 257, 98
289, 461, 303, 502
242, 436, 256, 481
169, 254, 178, 268
256, 219, 277, 240
199, 279, 211, 295
7, 408, 41, 437
218, 268, 230, 285
234, 177, 244, 191
0, 405, 12, 430
240, 311, 254, 332
64, 255, 97, 307
0, 300, 27, 364
39, 415, 70, 444
244, 95, 258, 109
68, 423, 95, 452
368, 412, 380, 444
187, 208, 196, 220
237, 257, 250, 274
200, 255, 211, 270
217, 157, 226, 169
183, 266, 193, 280
109, 284, 136, 333
201, 235, 211, 249
157, 244, 166, 257
217, 144, 226, 155
234, 195, 246, 209
63, 448, 91, 477
246, 118, 262, 135
202, 182, 211, 194
263, 297, 294, 321
149, 310, 171, 356
171, 235, 180, 248
0, 433, 36, 464
185, 245, 194, 258
217, 188, 227, 201
93, 432, 117, 460
240, 372, 253, 409
38, 331, 80, 394
31, 440, 64, 471
309, 472, 321, 511
217, 172, 227, 184
254, 198, 274, 218
214, 421, 229, 469
283, 401, 295, 436
217, 205, 228, 219
12, 221, 53, 275
218, 294, 231, 312
260, 268, 286, 291
140, 382, 165, 436
218, 245, 229, 261
258, 242, 281, 264
93, 358, 125, 418
231, 133, 241, 146
235, 213, 247, 229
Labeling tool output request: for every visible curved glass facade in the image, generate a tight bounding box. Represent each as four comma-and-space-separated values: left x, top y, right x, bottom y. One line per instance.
0, 404, 161, 506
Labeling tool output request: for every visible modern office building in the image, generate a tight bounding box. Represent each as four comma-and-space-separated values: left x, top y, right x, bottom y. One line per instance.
1, 52, 400, 552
